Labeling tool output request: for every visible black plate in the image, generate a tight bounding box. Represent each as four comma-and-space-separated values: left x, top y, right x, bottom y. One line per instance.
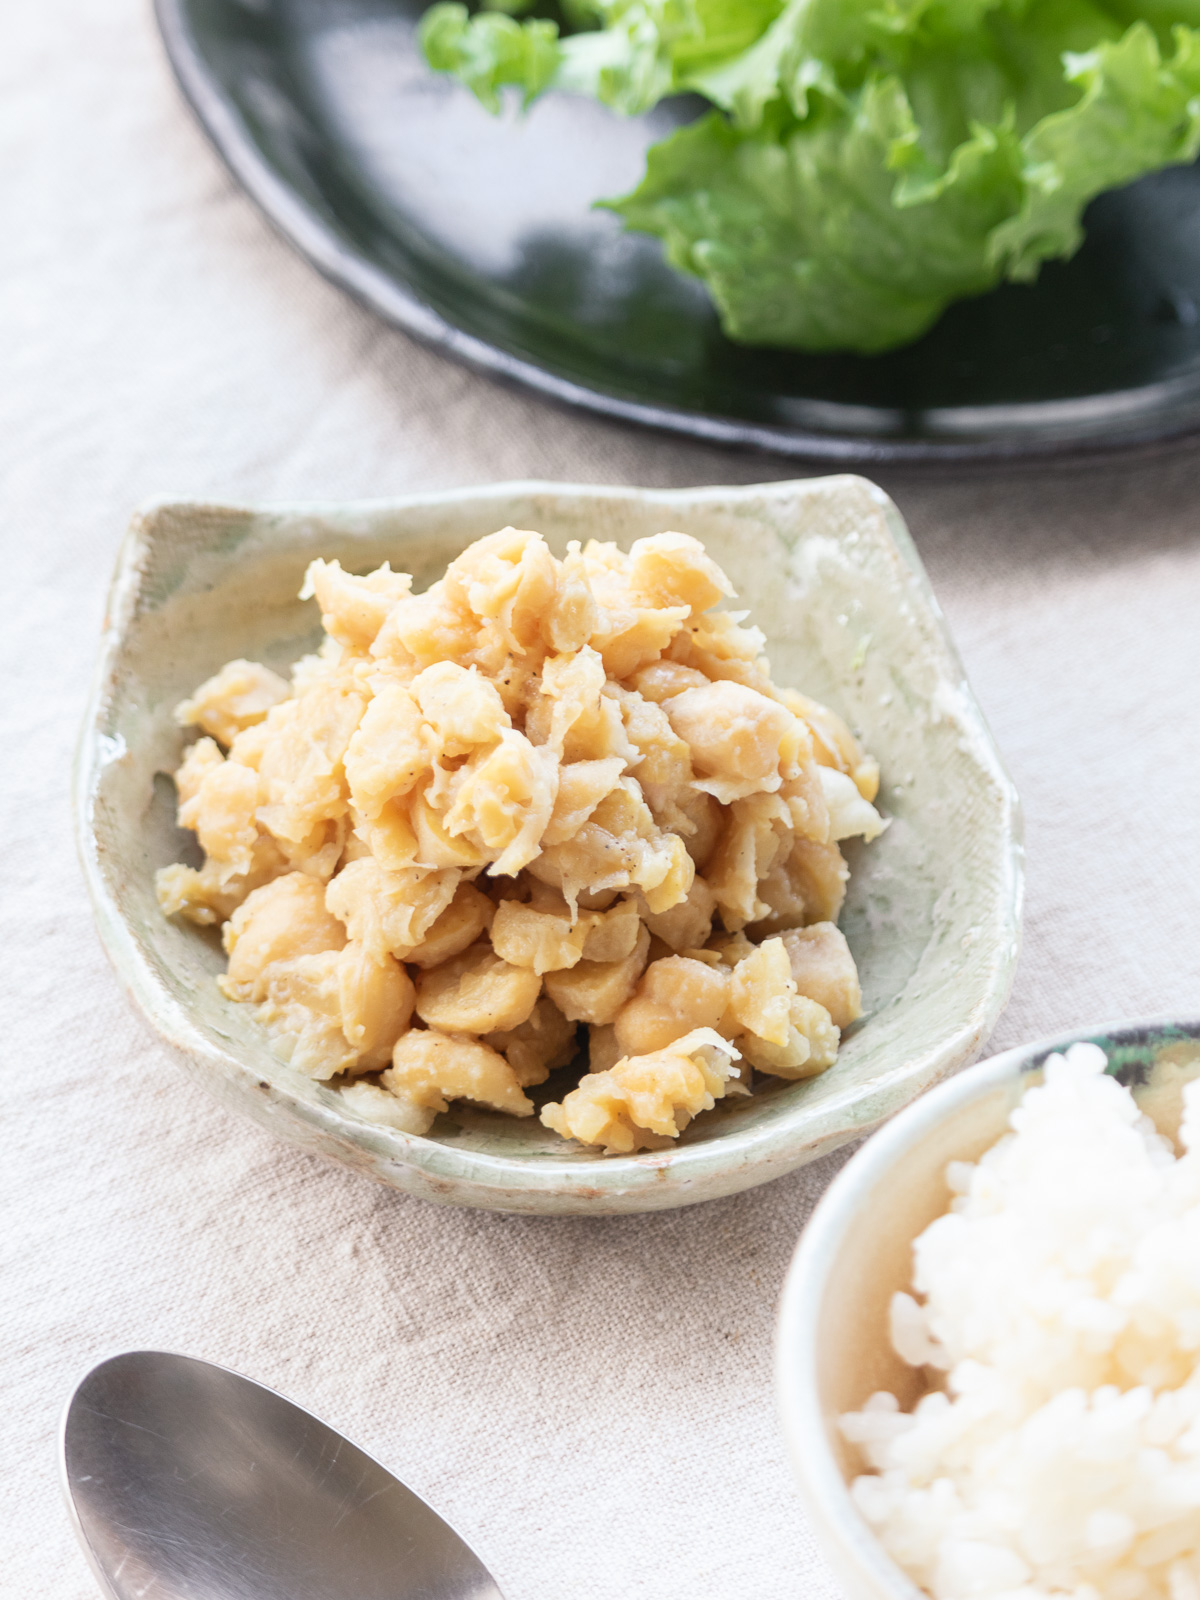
158, 0, 1200, 463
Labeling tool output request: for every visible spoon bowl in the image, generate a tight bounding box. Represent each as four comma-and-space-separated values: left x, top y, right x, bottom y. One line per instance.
61, 1350, 504, 1600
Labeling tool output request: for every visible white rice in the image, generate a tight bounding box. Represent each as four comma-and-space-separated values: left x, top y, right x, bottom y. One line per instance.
841, 1042, 1200, 1600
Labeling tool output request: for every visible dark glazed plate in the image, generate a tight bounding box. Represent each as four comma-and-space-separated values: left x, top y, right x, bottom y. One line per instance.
157, 0, 1200, 463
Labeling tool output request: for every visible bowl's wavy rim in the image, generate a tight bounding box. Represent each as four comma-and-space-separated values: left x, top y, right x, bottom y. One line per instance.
775, 1013, 1200, 1600
75, 477, 1023, 1212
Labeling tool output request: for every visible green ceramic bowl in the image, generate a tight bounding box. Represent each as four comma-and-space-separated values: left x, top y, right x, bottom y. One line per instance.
776, 1017, 1200, 1600
75, 477, 1022, 1214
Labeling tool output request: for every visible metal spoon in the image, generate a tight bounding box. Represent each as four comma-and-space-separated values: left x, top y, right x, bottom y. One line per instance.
61, 1350, 505, 1600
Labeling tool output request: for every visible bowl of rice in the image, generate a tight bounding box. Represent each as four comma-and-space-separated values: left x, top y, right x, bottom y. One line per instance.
777, 1019, 1200, 1600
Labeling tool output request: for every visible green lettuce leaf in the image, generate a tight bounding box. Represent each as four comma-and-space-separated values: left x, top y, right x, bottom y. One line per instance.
420, 0, 784, 115
420, 0, 1200, 351
609, 91, 1024, 349
420, 5, 561, 111
993, 22, 1200, 272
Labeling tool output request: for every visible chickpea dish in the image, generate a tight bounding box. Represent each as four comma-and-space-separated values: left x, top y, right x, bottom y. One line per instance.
157, 528, 885, 1154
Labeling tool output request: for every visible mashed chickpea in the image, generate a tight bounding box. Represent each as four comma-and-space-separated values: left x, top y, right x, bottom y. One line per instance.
157, 528, 884, 1152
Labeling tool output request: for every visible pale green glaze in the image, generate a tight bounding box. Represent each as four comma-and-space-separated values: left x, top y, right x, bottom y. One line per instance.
75, 478, 1023, 1214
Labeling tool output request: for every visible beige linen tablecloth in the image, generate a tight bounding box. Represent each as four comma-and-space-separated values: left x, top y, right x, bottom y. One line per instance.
5, 6, 1200, 1596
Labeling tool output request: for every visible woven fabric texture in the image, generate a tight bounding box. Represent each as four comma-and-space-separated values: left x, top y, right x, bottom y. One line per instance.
4, 6, 1200, 1596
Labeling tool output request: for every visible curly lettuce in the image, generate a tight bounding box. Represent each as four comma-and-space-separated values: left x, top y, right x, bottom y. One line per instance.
420, 0, 1200, 351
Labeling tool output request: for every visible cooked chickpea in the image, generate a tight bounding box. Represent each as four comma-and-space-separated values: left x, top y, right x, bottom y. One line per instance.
161, 525, 881, 1146
614, 956, 730, 1057
543, 924, 651, 1025
414, 942, 542, 1034
220, 873, 346, 1003
780, 923, 863, 1029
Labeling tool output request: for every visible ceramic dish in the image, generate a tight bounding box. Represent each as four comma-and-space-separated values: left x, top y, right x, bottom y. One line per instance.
155, 0, 1200, 465
76, 476, 1022, 1214
775, 1016, 1200, 1600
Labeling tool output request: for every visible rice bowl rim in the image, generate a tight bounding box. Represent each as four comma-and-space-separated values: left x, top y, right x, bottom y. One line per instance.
774, 1013, 1200, 1600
